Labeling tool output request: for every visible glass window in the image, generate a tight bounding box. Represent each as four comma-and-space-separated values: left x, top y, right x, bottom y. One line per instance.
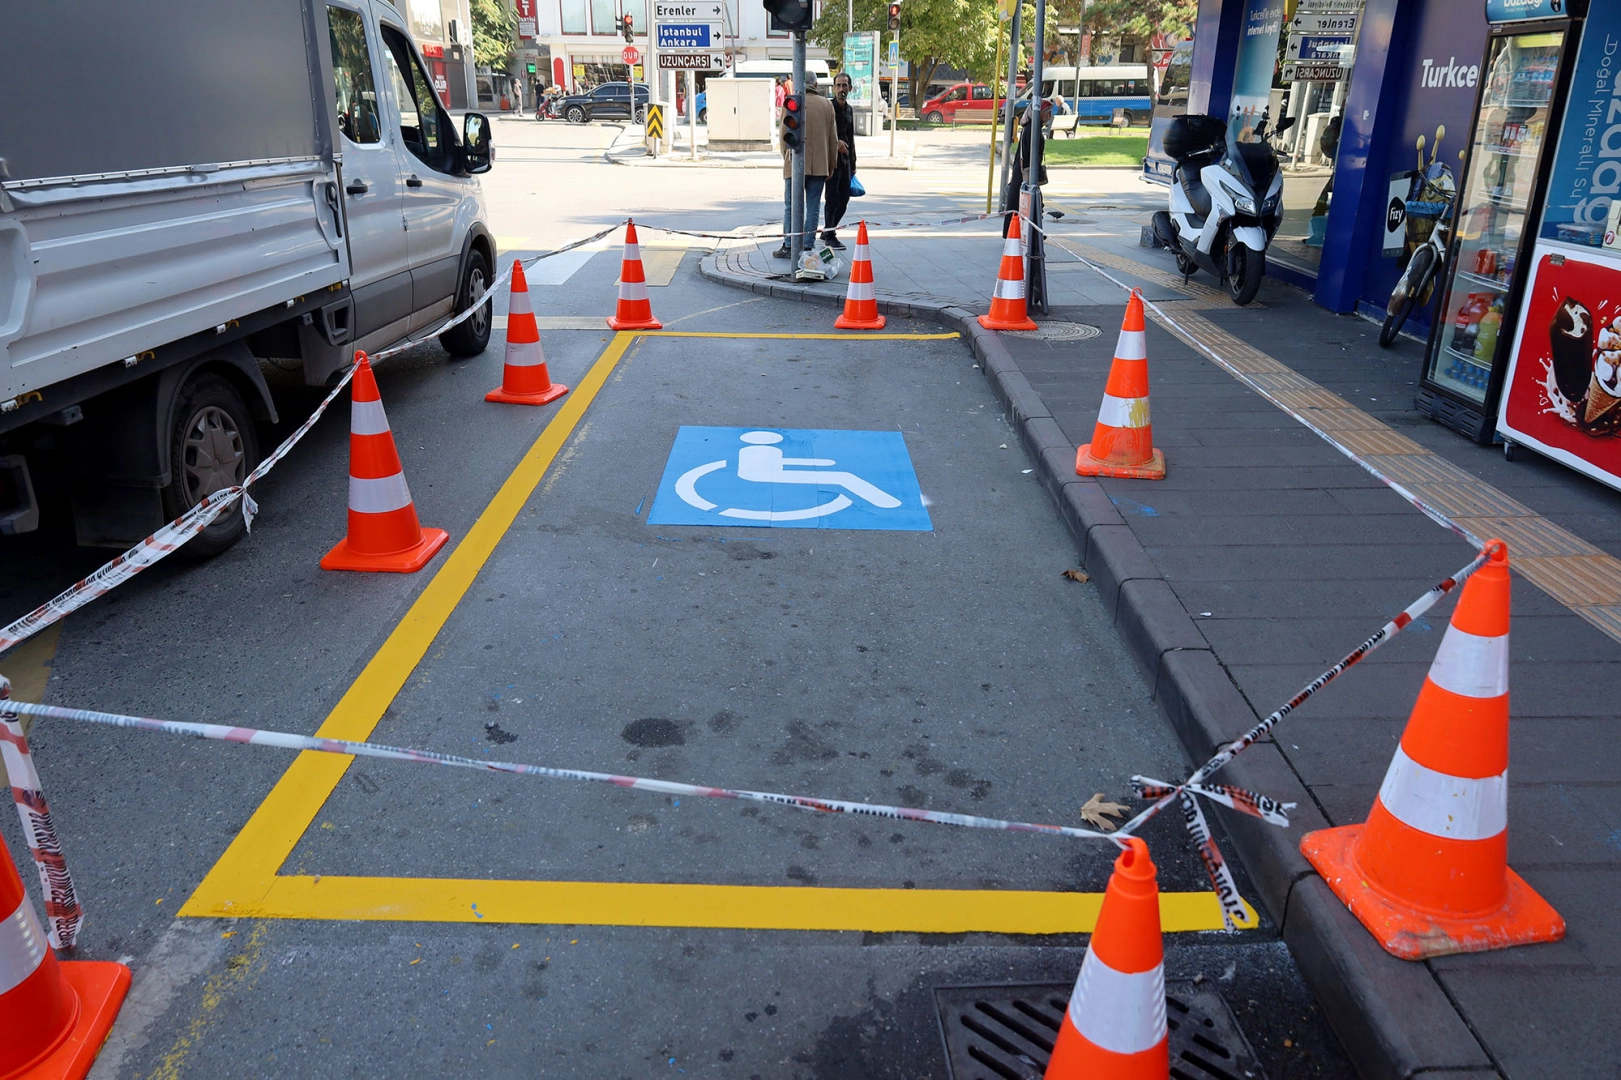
560, 0, 587, 33
591, 0, 617, 35
973, 86, 992, 100
380, 26, 448, 170
1078, 79, 1095, 97
943, 86, 966, 102
626, 0, 647, 33
328, 7, 381, 144
1158, 46, 1191, 108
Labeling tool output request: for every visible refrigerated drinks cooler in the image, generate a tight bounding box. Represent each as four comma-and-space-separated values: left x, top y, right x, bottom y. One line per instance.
1416, 7, 1585, 443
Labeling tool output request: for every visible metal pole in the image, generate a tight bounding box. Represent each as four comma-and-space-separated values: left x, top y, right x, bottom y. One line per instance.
1024, 0, 1047, 313
998, 3, 1021, 201
986, 17, 1005, 212
792, 31, 807, 269
889, 35, 898, 160
847, 0, 853, 33
687, 70, 698, 160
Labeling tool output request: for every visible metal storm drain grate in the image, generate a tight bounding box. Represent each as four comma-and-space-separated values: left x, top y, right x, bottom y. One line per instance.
1001, 321, 1102, 342
934, 980, 1264, 1080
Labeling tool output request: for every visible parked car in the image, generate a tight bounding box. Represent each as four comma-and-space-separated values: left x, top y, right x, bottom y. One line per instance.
559, 83, 652, 123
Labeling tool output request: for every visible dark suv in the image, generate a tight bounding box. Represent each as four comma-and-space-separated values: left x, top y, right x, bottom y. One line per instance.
560, 83, 652, 124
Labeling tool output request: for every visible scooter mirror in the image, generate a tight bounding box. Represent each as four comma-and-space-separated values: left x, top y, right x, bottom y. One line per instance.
1275, 115, 1296, 135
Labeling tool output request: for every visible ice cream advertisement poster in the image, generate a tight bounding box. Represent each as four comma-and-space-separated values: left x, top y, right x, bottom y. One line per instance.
1499, 248, 1621, 489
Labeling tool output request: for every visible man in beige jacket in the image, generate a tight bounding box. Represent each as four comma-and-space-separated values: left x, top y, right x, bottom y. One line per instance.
775, 82, 840, 259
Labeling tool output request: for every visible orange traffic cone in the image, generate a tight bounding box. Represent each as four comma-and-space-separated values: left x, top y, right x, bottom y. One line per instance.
1074, 290, 1166, 480
1045, 837, 1168, 1079
834, 221, 885, 330
0, 832, 130, 1079
320, 353, 449, 573
487, 260, 569, 406
979, 214, 1038, 332
606, 219, 662, 331
1301, 540, 1565, 960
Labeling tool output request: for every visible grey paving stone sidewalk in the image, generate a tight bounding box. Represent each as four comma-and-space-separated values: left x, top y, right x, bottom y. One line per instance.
703, 226, 1621, 1078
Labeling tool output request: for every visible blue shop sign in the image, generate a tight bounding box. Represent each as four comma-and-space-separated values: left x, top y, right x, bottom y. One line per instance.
1485, 0, 1573, 22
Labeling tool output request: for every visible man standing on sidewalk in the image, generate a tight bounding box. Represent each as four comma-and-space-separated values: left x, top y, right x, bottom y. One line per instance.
776, 81, 838, 259
821, 72, 857, 250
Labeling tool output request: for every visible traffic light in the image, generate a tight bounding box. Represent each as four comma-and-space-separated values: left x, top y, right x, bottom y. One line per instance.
621, 13, 634, 41
781, 92, 804, 150
763, 0, 813, 32
887, 1, 901, 29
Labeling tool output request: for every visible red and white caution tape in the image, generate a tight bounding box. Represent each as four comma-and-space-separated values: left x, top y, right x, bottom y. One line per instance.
0, 679, 82, 950
1118, 544, 1498, 927
0, 695, 1127, 846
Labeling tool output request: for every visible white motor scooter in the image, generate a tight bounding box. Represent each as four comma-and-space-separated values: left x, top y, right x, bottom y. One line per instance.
1152, 113, 1294, 306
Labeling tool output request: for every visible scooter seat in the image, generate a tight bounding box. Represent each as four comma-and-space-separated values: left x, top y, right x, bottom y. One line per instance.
1177, 167, 1213, 219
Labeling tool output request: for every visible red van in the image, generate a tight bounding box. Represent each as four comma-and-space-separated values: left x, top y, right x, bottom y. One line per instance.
920, 83, 1003, 124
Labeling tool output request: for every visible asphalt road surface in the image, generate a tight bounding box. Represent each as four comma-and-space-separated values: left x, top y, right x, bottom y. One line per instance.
0, 124, 1351, 1078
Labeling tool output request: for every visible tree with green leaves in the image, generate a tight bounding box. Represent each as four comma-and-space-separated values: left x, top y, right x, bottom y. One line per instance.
810, 0, 999, 108
471, 0, 518, 72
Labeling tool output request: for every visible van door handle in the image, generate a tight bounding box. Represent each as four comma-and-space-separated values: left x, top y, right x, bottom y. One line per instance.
346, 180, 369, 194
406, 175, 424, 188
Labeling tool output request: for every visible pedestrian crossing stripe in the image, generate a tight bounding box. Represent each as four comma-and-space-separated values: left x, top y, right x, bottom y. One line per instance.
179, 328, 1255, 934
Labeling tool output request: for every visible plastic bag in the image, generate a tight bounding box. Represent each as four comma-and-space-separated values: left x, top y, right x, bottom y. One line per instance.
850, 173, 866, 198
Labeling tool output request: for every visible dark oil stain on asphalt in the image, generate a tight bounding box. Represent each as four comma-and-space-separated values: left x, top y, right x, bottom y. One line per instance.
622, 717, 685, 747
484, 722, 519, 744
350, 772, 380, 794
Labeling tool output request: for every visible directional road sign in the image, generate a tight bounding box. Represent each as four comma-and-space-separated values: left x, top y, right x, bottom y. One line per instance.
1282, 62, 1347, 82
648, 427, 932, 530
655, 1, 724, 19
1285, 35, 1354, 63
659, 52, 723, 69
656, 21, 721, 49
1290, 11, 1359, 34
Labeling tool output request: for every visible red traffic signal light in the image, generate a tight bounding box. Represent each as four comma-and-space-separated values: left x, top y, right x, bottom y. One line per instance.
887, 2, 901, 28
781, 93, 804, 150
621, 13, 634, 41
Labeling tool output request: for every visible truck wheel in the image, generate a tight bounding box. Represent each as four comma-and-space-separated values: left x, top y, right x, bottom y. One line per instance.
567, 106, 586, 124
163, 373, 260, 558
441, 249, 493, 357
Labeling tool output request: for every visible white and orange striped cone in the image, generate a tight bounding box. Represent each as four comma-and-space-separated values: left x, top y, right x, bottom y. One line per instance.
1074, 290, 1166, 481
834, 221, 885, 330
320, 353, 450, 573
1044, 836, 1168, 1079
487, 260, 569, 406
978, 214, 1038, 332
0, 829, 130, 1079
1301, 540, 1565, 960
606, 219, 663, 331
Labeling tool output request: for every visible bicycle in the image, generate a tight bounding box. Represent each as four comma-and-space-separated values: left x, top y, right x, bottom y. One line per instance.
1380, 136, 1458, 347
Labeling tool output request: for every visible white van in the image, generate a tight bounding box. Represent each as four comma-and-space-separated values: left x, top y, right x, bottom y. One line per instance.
0, 0, 496, 553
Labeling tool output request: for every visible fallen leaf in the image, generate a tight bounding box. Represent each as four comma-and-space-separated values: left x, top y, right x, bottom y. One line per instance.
1080, 792, 1129, 831
1061, 569, 1090, 583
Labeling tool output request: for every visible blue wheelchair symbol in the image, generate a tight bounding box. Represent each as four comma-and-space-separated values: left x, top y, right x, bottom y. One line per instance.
647, 426, 932, 531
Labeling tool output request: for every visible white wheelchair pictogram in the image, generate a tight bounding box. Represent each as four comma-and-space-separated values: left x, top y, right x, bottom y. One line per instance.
674, 431, 902, 522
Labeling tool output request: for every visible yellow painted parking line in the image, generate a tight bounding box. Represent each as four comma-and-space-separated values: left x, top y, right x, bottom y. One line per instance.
181, 328, 1250, 934
192, 874, 1255, 932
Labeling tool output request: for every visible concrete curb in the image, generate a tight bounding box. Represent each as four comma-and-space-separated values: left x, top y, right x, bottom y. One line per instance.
697, 252, 1501, 1080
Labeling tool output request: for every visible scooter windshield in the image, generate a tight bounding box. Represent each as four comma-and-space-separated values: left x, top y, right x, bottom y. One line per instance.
1225, 130, 1279, 197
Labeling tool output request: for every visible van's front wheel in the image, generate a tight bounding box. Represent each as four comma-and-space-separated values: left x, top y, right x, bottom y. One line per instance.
442, 249, 493, 357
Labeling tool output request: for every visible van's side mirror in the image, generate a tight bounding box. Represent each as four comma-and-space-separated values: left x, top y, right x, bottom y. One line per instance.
462, 112, 492, 174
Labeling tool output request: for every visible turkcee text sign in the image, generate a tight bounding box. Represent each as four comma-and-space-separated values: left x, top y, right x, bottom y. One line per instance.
659, 51, 723, 69
656, 22, 721, 49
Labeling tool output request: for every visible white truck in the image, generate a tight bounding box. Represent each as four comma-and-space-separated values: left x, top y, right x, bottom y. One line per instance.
0, 0, 498, 555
